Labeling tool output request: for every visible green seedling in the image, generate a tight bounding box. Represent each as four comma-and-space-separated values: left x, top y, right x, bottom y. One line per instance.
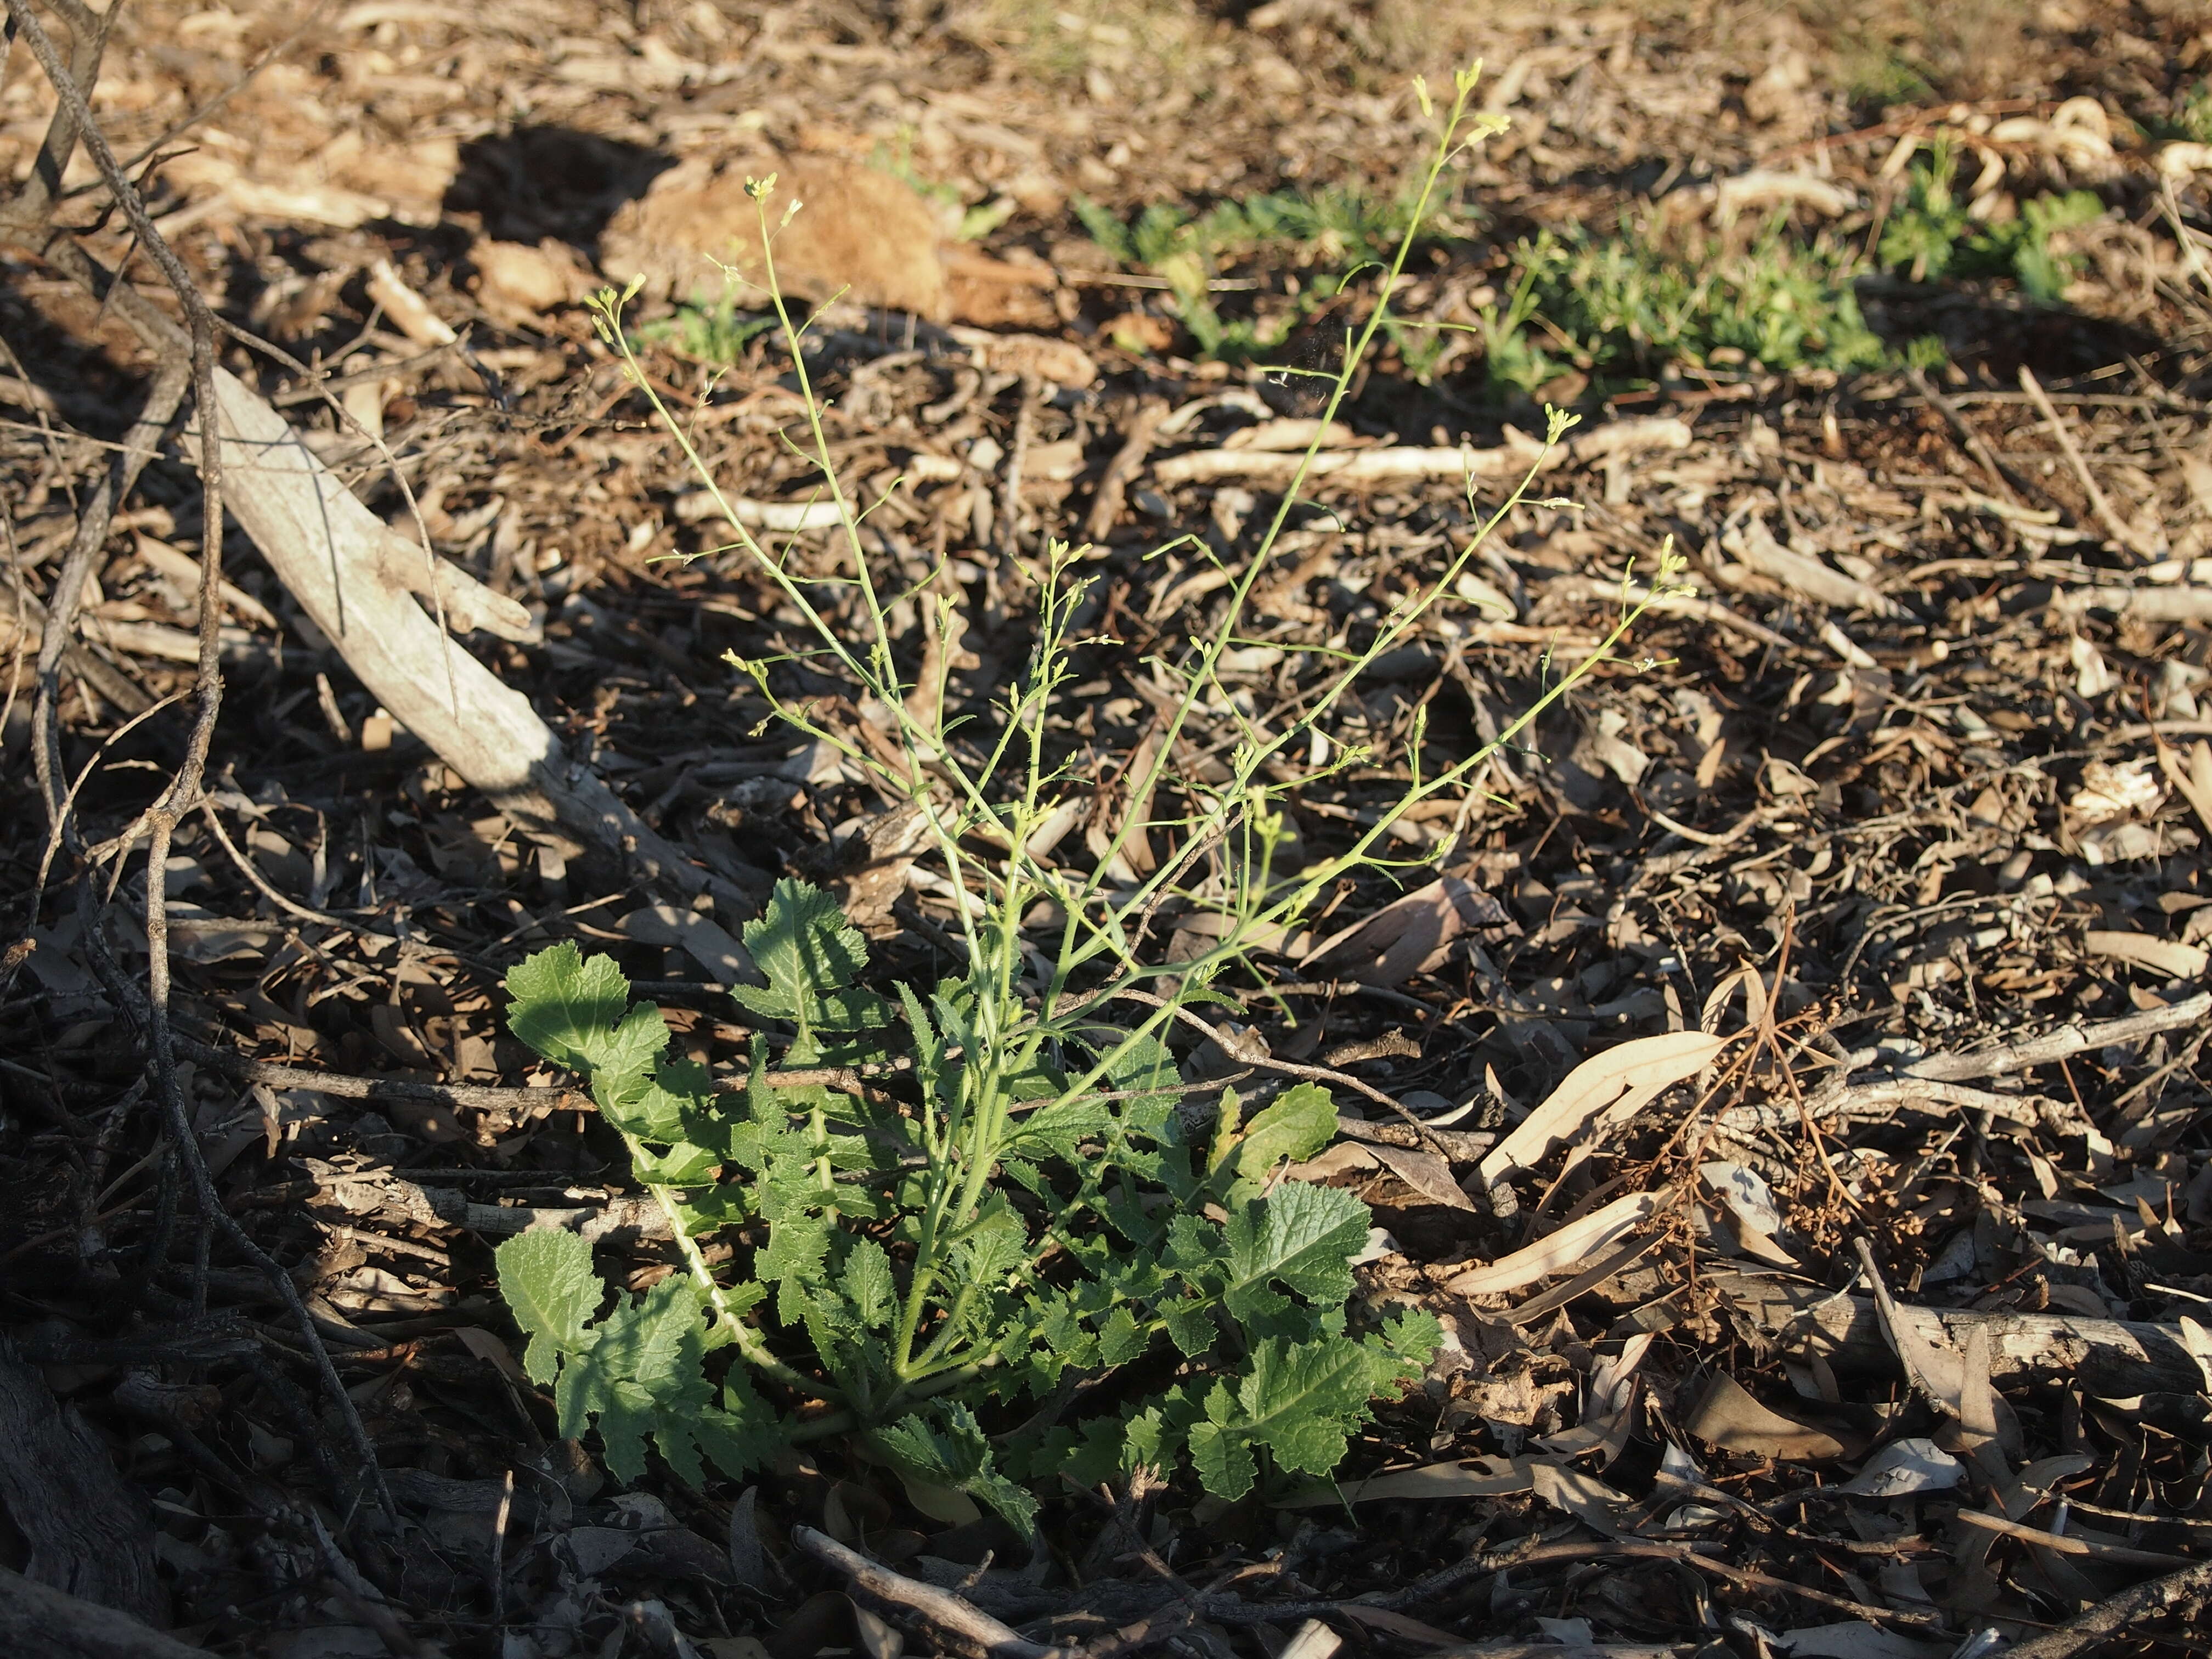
1880, 143, 2106, 303
1477, 217, 1886, 394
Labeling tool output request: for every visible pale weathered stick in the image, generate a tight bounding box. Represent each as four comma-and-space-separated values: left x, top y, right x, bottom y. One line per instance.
1150, 416, 1692, 488
1901, 990, 2209, 1083
792, 1526, 1070, 1659
198, 368, 748, 910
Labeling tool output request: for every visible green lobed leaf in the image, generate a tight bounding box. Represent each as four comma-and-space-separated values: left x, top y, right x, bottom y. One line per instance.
693, 1374, 788, 1479
509, 1261, 798, 1489
873, 1403, 1040, 1536
631, 1139, 723, 1186
1228, 1083, 1338, 1177
1189, 1383, 1256, 1500
503, 943, 628, 1071
495, 1228, 601, 1384
732, 879, 889, 1032
1096, 1030, 1181, 1126
504, 944, 669, 1094
601, 1055, 718, 1144
1161, 1296, 1216, 1358
1185, 1318, 1437, 1500
1221, 1180, 1370, 1326
758, 1212, 833, 1285
1008, 1094, 1113, 1160
1098, 1305, 1148, 1367
844, 1237, 896, 1330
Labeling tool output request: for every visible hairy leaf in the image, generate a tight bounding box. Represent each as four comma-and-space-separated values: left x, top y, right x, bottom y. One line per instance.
844, 1237, 896, 1330
1187, 1316, 1436, 1499
1222, 1180, 1370, 1325
1228, 1083, 1338, 1179
505, 943, 668, 1093
602, 1056, 717, 1145
496, 1237, 786, 1487
495, 1228, 601, 1384
503, 943, 629, 1071
1009, 1093, 1113, 1160
874, 1403, 1040, 1536
731, 879, 890, 1032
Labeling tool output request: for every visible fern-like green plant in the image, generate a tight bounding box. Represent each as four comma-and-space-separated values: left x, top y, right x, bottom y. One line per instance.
495, 64, 1690, 1525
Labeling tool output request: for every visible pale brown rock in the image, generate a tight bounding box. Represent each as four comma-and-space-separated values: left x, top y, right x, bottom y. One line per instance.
471, 237, 590, 317
601, 154, 953, 320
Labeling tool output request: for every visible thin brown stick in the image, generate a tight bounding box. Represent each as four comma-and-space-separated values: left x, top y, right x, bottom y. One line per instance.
28, 358, 190, 826
1906, 364, 2033, 508
793, 1525, 1073, 1659
1951, 1509, 2200, 1570
1095, 984, 1436, 1130
178, 1043, 593, 1115
0, 0, 110, 237
195, 796, 390, 939
1085, 397, 1169, 541
2018, 364, 2162, 561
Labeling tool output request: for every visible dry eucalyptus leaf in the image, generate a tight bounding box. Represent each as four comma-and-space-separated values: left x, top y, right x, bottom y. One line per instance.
1300, 874, 1511, 988
1365, 1143, 1479, 1211
1837, 1438, 1962, 1497
1443, 1190, 1670, 1299
1480, 1030, 1725, 1183
1684, 1372, 1847, 1462
1272, 1454, 1541, 1508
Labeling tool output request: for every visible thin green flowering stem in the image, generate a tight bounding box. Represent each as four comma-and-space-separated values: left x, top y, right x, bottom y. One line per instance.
1065, 74, 1501, 926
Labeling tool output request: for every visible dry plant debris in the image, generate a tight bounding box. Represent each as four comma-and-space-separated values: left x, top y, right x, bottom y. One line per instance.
4, 3, 2212, 1658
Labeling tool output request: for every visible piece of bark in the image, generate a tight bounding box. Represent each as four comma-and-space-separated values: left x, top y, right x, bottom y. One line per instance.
0, 1358, 164, 1625
0, 1567, 206, 1659
1711, 1273, 2204, 1395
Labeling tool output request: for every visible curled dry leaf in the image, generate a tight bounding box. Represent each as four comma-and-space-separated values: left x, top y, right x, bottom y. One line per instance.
1300, 874, 1513, 988
1837, 1438, 1963, 1497
2083, 930, 2208, 981
1444, 1190, 1671, 1299
1530, 1460, 1639, 1538
1684, 1372, 1848, 1462
1364, 1143, 1479, 1211
1272, 1453, 1542, 1508
1480, 1030, 1725, 1184
1700, 1161, 1799, 1265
